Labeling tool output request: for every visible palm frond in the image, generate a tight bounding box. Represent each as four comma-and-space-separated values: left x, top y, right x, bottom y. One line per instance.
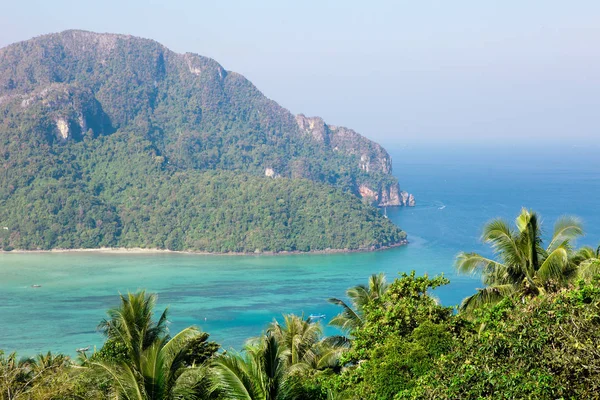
314, 345, 346, 370
212, 353, 258, 400
172, 366, 218, 400
161, 327, 200, 368
547, 215, 584, 253
321, 335, 351, 349
537, 247, 569, 282
327, 298, 362, 332
346, 285, 371, 311
459, 284, 516, 313
578, 259, 600, 281
367, 273, 388, 299
92, 362, 144, 400
571, 246, 597, 264
140, 340, 164, 399
455, 252, 508, 279
481, 219, 523, 266
262, 333, 285, 400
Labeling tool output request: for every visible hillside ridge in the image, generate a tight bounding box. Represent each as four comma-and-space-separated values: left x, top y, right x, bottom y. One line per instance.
0, 30, 414, 206
0, 30, 410, 252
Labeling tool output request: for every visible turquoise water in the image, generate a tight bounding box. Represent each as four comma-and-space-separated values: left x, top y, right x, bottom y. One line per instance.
1, 145, 599, 356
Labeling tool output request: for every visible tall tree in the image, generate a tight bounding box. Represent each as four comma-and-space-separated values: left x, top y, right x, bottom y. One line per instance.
94, 328, 215, 400
267, 314, 348, 372
212, 333, 287, 400
328, 273, 388, 332
95, 291, 215, 399
572, 245, 600, 280
456, 208, 583, 312
98, 291, 168, 369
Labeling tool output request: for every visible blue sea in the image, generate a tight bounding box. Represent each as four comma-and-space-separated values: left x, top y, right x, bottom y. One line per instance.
1, 144, 599, 356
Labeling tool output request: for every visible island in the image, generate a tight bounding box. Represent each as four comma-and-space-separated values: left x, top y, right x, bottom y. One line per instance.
0, 30, 413, 253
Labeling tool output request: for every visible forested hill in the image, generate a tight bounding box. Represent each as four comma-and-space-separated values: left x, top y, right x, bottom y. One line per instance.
0, 30, 407, 252
0, 30, 413, 206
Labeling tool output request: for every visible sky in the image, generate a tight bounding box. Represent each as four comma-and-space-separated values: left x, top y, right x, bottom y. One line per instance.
1, 1, 599, 147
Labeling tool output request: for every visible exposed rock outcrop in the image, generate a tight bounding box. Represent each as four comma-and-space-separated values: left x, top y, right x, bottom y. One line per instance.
55, 118, 70, 140
359, 182, 415, 207
265, 168, 276, 178
296, 114, 414, 206
295, 114, 392, 174
9, 83, 113, 142
359, 184, 378, 202
400, 191, 416, 207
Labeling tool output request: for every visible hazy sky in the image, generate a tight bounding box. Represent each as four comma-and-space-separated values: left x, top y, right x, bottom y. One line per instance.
1, 1, 599, 146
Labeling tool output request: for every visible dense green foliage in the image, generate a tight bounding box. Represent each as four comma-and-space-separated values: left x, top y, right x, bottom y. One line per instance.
0, 123, 404, 252
0, 30, 405, 252
406, 282, 600, 399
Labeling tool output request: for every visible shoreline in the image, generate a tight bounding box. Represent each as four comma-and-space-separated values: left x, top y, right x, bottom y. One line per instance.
1, 240, 408, 256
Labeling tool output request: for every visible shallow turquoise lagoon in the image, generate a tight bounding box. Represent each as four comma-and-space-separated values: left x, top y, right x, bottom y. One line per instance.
1, 145, 599, 355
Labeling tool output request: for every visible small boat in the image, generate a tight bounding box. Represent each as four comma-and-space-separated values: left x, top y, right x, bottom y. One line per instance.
76, 346, 91, 352
31, 284, 42, 288
438, 205, 446, 210
309, 314, 326, 320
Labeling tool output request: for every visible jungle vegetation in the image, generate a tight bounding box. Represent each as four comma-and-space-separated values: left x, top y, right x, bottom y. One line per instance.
0, 30, 405, 253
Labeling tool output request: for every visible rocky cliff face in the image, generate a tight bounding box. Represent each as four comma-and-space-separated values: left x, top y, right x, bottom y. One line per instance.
359, 183, 415, 207
0, 82, 113, 143
296, 114, 414, 206
295, 114, 391, 174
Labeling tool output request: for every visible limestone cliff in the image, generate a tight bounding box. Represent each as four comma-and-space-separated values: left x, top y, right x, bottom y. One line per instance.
296, 114, 414, 206
359, 183, 415, 207
1, 83, 113, 142
295, 114, 391, 174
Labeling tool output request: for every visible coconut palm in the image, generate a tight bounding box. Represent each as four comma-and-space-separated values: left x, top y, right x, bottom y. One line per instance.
98, 290, 169, 368
213, 315, 348, 400
572, 245, 600, 280
94, 291, 216, 400
1, 351, 32, 399
94, 327, 215, 400
267, 314, 348, 372
0, 351, 73, 400
456, 208, 583, 312
212, 333, 286, 400
328, 273, 388, 332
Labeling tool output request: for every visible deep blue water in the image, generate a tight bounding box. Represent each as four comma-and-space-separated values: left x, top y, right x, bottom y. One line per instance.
0, 144, 598, 355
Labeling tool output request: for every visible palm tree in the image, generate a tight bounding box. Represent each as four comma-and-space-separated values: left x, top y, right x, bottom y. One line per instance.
267, 314, 348, 372
213, 314, 348, 400
0, 351, 73, 400
94, 291, 215, 399
328, 273, 388, 332
94, 327, 215, 400
212, 333, 286, 400
1, 351, 33, 399
456, 208, 583, 312
98, 290, 168, 368
572, 245, 600, 280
